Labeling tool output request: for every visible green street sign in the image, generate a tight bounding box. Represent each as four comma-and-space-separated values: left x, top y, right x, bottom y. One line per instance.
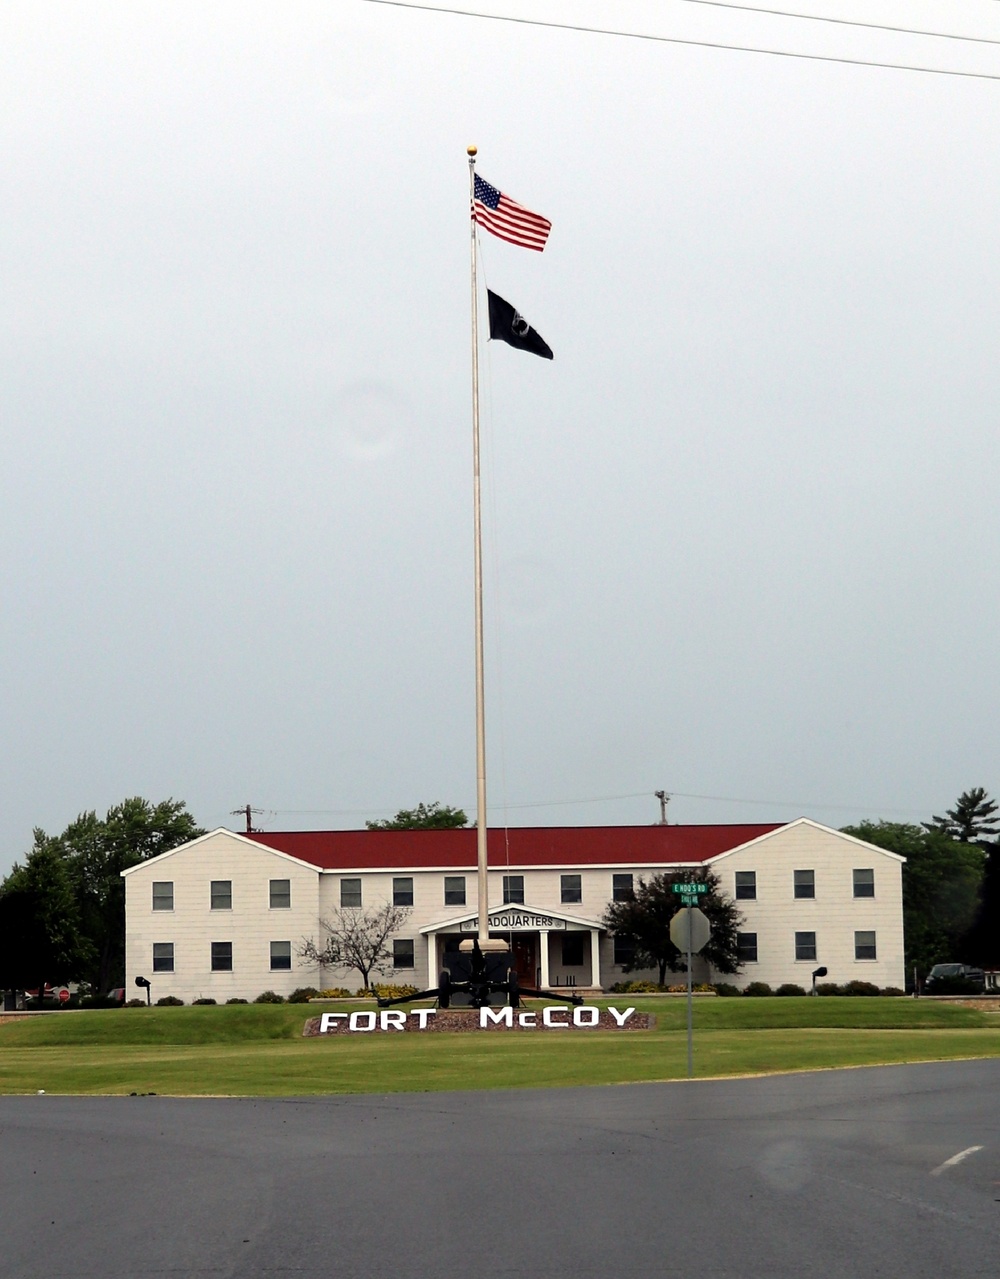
679, 894, 698, 906
672, 882, 708, 895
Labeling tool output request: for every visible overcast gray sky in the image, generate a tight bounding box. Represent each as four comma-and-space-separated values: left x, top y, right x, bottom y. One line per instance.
2, 1, 999, 876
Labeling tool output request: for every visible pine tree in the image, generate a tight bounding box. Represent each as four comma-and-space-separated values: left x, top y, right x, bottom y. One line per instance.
926, 787, 1000, 845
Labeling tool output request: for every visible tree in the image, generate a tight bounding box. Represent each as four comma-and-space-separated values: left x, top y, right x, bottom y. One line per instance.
0, 843, 94, 996
925, 787, 1000, 845
298, 902, 412, 989
601, 870, 742, 984
842, 821, 984, 980
366, 802, 468, 831
21, 797, 204, 993
964, 845, 1000, 968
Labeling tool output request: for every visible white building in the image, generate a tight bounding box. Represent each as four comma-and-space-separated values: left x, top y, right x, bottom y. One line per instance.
122, 819, 905, 1002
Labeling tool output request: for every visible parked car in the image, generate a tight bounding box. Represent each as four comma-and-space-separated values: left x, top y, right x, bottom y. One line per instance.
925, 963, 985, 994
104, 988, 126, 1005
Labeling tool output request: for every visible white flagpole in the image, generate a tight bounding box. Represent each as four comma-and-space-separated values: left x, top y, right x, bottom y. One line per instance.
467, 144, 490, 946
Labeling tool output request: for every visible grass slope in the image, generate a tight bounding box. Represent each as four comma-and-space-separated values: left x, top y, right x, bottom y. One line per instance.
1, 999, 997, 1096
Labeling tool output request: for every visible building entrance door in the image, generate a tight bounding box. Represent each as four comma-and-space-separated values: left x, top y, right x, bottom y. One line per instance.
509, 934, 536, 989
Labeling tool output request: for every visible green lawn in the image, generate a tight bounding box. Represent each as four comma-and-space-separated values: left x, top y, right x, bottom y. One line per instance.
2, 998, 997, 1096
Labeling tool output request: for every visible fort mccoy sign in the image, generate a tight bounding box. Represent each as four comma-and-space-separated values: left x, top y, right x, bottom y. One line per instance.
304, 1006, 652, 1035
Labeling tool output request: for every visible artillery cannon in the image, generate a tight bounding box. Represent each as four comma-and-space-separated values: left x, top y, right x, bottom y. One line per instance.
375, 938, 584, 1009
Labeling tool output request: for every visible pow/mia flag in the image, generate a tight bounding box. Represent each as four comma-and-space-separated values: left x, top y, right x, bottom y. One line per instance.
487, 290, 553, 360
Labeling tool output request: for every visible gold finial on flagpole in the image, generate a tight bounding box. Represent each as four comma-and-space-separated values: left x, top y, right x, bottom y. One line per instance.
467, 145, 477, 156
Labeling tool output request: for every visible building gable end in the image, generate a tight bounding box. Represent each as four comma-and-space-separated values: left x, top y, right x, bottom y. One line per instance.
120, 827, 323, 878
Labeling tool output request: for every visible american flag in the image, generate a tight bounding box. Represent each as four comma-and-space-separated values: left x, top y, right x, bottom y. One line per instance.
473, 174, 551, 252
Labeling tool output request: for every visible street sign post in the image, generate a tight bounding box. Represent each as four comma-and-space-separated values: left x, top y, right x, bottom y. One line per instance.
669, 902, 712, 1078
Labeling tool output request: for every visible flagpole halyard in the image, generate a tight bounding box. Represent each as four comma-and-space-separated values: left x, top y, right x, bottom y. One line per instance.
468, 144, 490, 948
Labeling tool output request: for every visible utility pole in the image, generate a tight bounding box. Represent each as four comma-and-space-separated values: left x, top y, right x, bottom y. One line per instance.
655, 790, 670, 825
231, 804, 264, 835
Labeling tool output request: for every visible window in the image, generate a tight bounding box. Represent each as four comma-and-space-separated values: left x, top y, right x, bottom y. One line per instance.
444, 876, 466, 906
795, 931, 817, 961
393, 877, 414, 907
737, 932, 758, 963
560, 874, 582, 904
853, 868, 875, 898
855, 931, 877, 960
269, 941, 291, 971
211, 941, 233, 972
211, 880, 232, 911
503, 875, 524, 905
340, 877, 362, 908
734, 871, 757, 901
612, 873, 634, 902
269, 879, 291, 909
152, 882, 174, 911
393, 938, 415, 969
562, 934, 585, 966
793, 870, 815, 900
152, 942, 174, 973
613, 935, 634, 966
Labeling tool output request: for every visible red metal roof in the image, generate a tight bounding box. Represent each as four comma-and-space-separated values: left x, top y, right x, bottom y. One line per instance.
247, 824, 783, 871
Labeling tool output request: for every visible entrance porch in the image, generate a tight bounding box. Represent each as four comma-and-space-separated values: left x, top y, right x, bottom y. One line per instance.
421, 904, 605, 994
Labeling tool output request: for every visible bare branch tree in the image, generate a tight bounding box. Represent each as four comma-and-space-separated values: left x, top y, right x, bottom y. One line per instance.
298, 902, 411, 989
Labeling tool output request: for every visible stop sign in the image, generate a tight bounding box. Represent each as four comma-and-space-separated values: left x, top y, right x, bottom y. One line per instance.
670, 906, 712, 953
55, 987, 70, 1004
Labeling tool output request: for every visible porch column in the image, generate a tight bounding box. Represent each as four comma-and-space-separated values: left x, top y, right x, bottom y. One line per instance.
590, 929, 601, 990
539, 929, 550, 988
426, 934, 437, 989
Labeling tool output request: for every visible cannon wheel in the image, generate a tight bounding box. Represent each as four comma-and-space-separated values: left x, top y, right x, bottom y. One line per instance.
438, 970, 452, 1008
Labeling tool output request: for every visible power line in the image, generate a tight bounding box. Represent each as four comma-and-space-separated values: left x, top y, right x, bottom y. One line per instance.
361, 1, 1000, 82
490, 789, 924, 817
260, 790, 925, 818
676, 0, 1000, 49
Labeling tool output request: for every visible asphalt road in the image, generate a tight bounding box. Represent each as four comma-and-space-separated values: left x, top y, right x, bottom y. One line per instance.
0, 1060, 997, 1277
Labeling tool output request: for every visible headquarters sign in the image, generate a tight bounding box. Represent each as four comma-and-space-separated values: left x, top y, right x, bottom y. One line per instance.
458, 908, 567, 932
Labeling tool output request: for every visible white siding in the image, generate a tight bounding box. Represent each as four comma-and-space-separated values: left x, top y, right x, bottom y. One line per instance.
714, 822, 905, 990
123, 821, 905, 998
125, 830, 321, 1004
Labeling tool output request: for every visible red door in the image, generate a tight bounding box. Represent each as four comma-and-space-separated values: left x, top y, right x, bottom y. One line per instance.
511, 934, 536, 989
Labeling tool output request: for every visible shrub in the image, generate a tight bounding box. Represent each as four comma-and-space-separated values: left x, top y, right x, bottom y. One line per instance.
666, 984, 688, 994
370, 983, 419, 1000
253, 990, 285, 1004
226, 997, 249, 1004
815, 982, 843, 997
287, 987, 320, 1004
155, 995, 184, 1006
743, 981, 773, 997
881, 987, 905, 997
712, 982, 741, 997
192, 997, 217, 1005
776, 983, 807, 997
842, 980, 880, 997
125, 998, 146, 1008
317, 988, 353, 999
693, 983, 716, 993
